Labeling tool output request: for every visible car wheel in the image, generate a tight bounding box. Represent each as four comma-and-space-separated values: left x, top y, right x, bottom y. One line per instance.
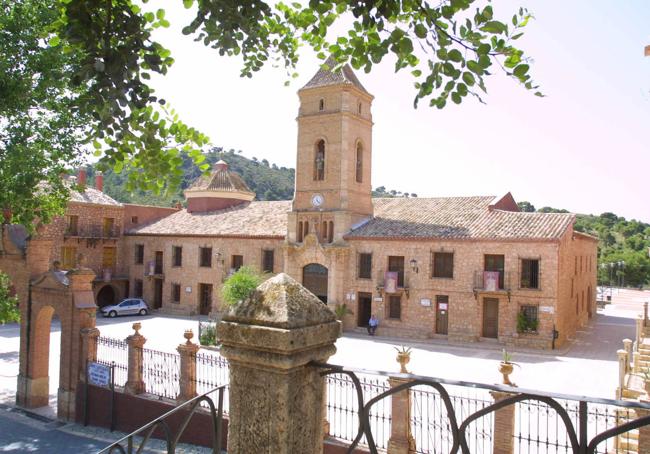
109, 310, 117, 318
139, 309, 148, 316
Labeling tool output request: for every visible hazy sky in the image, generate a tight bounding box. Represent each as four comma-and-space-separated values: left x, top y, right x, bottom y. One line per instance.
148, 1, 650, 222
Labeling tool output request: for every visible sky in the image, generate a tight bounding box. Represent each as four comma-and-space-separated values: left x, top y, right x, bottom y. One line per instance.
147, 1, 650, 222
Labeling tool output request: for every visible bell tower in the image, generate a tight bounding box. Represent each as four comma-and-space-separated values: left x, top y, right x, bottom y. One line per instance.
288, 59, 374, 244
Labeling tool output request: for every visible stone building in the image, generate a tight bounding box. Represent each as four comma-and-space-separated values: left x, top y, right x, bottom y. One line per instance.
1, 61, 598, 349
121, 61, 598, 349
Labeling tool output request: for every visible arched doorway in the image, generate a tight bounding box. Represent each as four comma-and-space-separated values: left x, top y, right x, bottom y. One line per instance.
302, 263, 328, 303
96, 285, 116, 307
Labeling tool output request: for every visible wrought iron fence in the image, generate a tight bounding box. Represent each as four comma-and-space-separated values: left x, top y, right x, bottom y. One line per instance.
96, 336, 128, 387
325, 373, 391, 449
412, 385, 493, 454
141, 347, 180, 400
194, 351, 230, 412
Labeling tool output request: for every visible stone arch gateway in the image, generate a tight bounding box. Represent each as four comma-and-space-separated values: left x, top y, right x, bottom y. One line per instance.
302, 263, 328, 303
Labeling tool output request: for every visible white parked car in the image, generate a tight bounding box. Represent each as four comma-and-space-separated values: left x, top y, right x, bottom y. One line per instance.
101, 298, 149, 317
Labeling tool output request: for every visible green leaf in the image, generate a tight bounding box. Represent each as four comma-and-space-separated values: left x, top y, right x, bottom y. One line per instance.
462, 72, 475, 86
480, 21, 507, 34
447, 49, 463, 62
156, 9, 165, 20
183, 0, 193, 8
451, 92, 462, 104
414, 23, 427, 39
49, 35, 60, 47
513, 64, 529, 78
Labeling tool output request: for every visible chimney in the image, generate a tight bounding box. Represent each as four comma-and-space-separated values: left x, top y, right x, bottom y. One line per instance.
78, 168, 87, 188
95, 171, 103, 192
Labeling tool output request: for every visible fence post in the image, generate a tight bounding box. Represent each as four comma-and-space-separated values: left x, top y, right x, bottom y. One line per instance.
624, 339, 633, 372
637, 408, 650, 454
218, 274, 340, 454
387, 376, 416, 454
80, 327, 100, 382
635, 352, 641, 373
617, 349, 628, 399
638, 316, 644, 349
177, 329, 200, 403
125, 323, 146, 395
490, 391, 516, 454
644, 302, 648, 328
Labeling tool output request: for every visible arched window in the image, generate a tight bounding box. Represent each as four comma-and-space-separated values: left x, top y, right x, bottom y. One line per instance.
355, 143, 363, 183
322, 221, 328, 243
314, 140, 325, 181
319, 99, 324, 111
328, 221, 334, 243
297, 221, 303, 242
358, 102, 362, 115
303, 220, 310, 238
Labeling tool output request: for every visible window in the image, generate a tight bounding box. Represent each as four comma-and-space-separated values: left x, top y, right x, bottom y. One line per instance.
389, 295, 401, 319
388, 256, 405, 287
231, 255, 243, 271
102, 246, 116, 270
61, 246, 77, 269
520, 259, 540, 289
172, 283, 181, 303
358, 102, 362, 114
172, 246, 183, 267
484, 254, 505, 289
103, 217, 115, 237
319, 98, 324, 111
328, 221, 333, 243
519, 305, 538, 332
355, 143, 363, 183
135, 244, 144, 264
200, 247, 212, 267
133, 279, 143, 298
131, 216, 139, 224
155, 251, 163, 274
574, 256, 577, 276
67, 215, 79, 235
358, 253, 372, 279
262, 250, 274, 273
314, 140, 325, 181
433, 252, 454, 278
297, 221, 303, 242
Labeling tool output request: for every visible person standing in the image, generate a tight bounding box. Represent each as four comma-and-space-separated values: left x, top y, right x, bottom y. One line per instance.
368, 314, 378, 335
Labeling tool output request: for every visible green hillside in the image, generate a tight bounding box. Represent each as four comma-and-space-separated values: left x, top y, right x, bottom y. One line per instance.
518, 202, 650, 287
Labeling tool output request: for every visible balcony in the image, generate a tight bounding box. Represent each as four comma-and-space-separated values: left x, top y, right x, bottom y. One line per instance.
64, 225, 121, 239
473, 270, 513, 299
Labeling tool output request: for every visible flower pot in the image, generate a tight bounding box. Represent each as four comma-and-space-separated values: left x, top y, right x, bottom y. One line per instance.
499, 361, 514, 385
397, 351, 411, 374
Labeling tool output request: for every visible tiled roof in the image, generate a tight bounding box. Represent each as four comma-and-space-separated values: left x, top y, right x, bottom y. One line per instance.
346, 197, 575, 240
129, 201, 291, 237
70, 187, 122, 206
187, 161, 253, 195
302, 57, 369, 93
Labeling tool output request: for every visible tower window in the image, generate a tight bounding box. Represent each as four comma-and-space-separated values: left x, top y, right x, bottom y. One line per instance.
319, 99, 324, 111
297, 221, 303, 242
314, 140, 325, 181
356, 143, 363, 183
358, 102, 362, 114
328, 221, 334, 243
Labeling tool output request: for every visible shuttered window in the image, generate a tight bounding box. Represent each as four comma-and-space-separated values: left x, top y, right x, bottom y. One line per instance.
200, 247, 212, 267
389, 295, 401, 319
433, 252, 454, 278
172, 246, 183, 267
358, 253, 372, 279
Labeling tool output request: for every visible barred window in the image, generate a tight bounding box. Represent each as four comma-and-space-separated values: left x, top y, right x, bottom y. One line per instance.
433, 252, 454, 278
389, 295, 401, 319
358, 253, 372, 279
200, 247, 212, 267
172, 283, 181, 303
520, 259, 540, 289
519, 304, 539, 332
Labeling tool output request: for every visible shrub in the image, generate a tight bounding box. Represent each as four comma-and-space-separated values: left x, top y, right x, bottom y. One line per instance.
199, 322, 217, 346
221, 266, 263, 306
0, 272, 19, 324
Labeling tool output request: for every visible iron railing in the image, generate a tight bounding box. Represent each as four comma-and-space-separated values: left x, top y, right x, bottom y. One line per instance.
473, 270, 513, 292
314, 362, 650, 454
96, 336, 128, 387
97, 385, 226, 454
194, 352, 230, 412
141, 347, 180, 400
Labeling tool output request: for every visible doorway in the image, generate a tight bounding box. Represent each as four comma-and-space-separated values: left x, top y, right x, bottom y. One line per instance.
153, 279, 163, 309
357, 292, 372, 327
484, 254, 505, 289
302, 263, 328, 303
96, 285, 116, 308
199, 283, 213, 316
482, 297, 499, 338
435, 295, 449, 335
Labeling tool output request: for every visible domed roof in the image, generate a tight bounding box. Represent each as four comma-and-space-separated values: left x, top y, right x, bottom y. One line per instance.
184, 160, 255, 212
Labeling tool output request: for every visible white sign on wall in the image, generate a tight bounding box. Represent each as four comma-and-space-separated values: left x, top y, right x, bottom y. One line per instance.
540, 306, 554, 314
87, 362, 111, 387
420, 298, 431, 307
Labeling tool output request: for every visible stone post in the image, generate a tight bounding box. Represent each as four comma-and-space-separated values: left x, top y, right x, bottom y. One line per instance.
624, 339, 633, 373
617, 349, 628, 399
80, 327, 100, 382
634, 351, 641, 374
387, 376, 416, 454
177, 329, 200, 403
637, 408, 650, 454
638, 316, 644, 349
644, 302, 648, 328
125, 323, 146, 394
218, 273, 340, 454
490, 391, 516, 454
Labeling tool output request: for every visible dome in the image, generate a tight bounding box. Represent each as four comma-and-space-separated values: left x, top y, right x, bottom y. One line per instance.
184, 160, 255, 213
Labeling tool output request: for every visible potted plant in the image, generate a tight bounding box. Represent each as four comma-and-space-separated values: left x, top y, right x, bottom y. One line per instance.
334, 303, 353, 321
394, 346, 412, 373
499, 349, 519, 385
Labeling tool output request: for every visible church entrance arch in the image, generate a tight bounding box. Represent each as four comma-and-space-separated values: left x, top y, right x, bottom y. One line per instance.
302, 263, 328, 303
96, 284, 117, 307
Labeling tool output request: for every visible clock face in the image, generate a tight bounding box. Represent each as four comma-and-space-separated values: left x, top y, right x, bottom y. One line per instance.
311, 193, 324, 207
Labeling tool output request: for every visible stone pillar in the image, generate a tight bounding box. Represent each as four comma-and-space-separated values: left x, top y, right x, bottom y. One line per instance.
617, 349, 628, 399
177, 330, 200, 403
80, 327, 100, 382
624, 339, 633, 373
634, 351, 641, 373
218, 273, 340, 454
387, 377, 416, 454
491, 391, 516, 454
644, 302, 648, 328
638, 316, 644, 349
637, 408, 650, 454
125, 323, 146, 394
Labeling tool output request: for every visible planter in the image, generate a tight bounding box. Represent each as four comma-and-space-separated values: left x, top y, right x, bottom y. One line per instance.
499, 361, 514, 385
396, 351, 411, 374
